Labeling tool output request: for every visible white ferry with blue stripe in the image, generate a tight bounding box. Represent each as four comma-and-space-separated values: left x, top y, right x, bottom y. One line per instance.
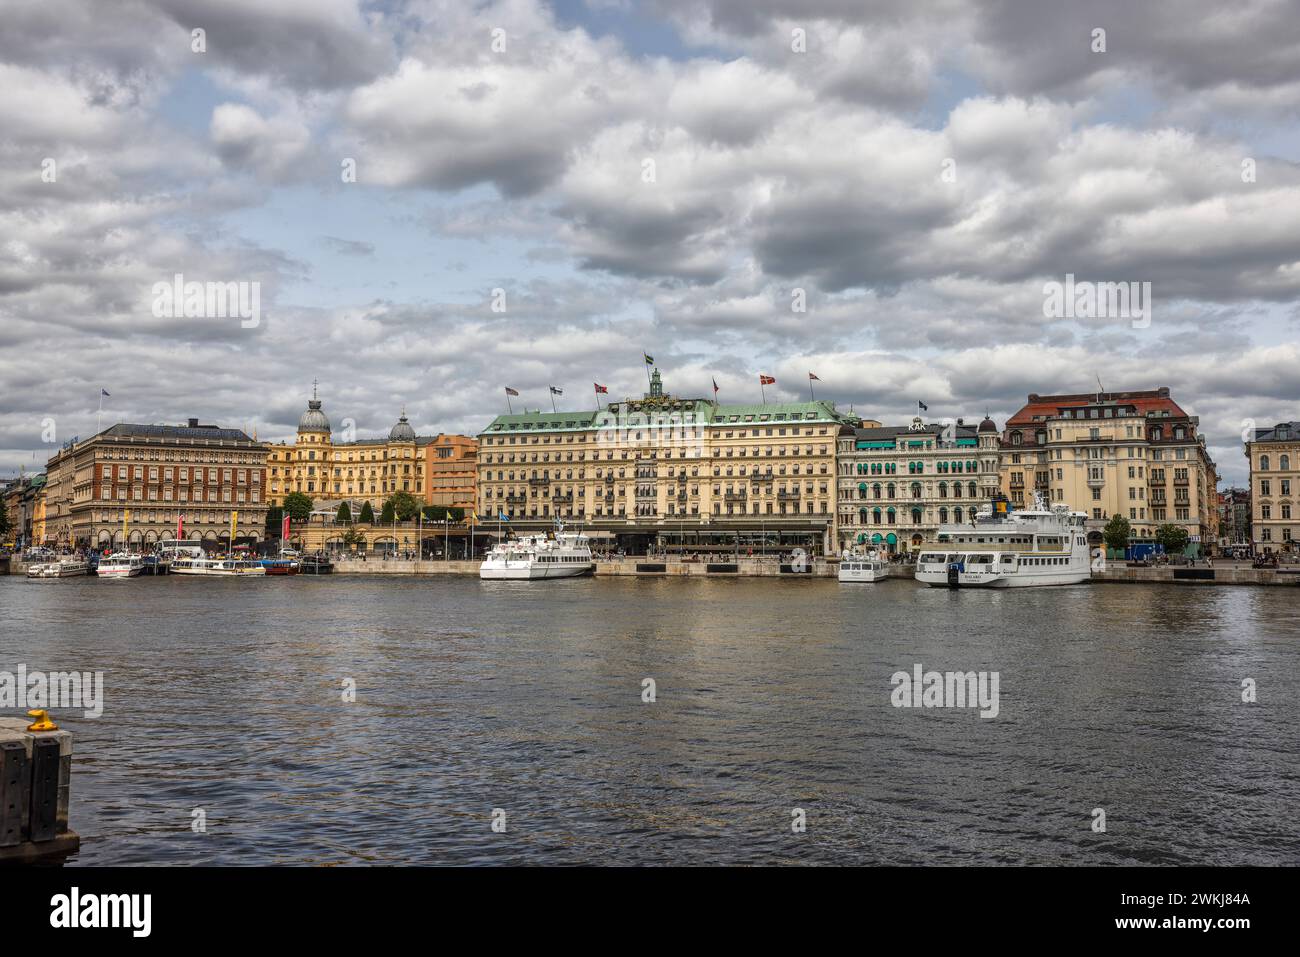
914, 494, 1091, 588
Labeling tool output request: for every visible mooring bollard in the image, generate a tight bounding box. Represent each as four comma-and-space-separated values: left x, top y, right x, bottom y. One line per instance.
0, 711, 79, 863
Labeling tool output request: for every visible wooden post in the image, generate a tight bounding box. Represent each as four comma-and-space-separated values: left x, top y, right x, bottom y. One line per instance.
0, 718, 79, 863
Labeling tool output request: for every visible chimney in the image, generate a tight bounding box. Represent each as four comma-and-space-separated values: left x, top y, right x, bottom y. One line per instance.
188, 418, 199, 428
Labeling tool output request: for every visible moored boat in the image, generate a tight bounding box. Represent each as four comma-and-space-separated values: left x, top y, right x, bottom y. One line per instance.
914, 493, 1092, 588
838, 548, 891, 583
170, 556, 267, 576
480, 521, 594, 580
97, 552, 145, 578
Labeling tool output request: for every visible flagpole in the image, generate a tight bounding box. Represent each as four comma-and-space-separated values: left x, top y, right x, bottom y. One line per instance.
97, 389, 103, 436
644, 354, 653, 391
550, 390, 556, 414
506, 388, 513, 414
760, 379, 766, 405
809, 375, 816, 402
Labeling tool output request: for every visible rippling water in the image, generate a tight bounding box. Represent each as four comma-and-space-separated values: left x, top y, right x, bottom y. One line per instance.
2, 574, 1298, 865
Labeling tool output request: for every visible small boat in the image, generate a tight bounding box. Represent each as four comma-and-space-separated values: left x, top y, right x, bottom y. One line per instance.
480, 521, 594, 580
838, 548, 890, 583
97, 552, 145, 578
299, 555, 333, 575
170, 556, 267, 577
259, 547, 300, 575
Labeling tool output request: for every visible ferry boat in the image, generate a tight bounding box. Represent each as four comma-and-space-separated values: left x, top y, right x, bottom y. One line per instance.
838, 548, 891, 583
97, 552, 145, 578
258, 547, 300, 575
914, 494, 1091, 588
170, 556, 267, 577
479, 522, 594, 580
28, 558, 90, 578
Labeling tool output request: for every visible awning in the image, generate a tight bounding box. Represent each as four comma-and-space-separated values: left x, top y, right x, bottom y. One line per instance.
871, 533, 883, 544
856, 533, 867, 544
858, 482, 867, 493
885, 533, 897, 545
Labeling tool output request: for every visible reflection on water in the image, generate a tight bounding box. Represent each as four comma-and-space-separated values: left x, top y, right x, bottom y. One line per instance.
2, 576, 1298, 865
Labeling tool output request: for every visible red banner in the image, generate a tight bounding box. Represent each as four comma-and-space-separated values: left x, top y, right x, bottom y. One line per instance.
282, 514, 291, 541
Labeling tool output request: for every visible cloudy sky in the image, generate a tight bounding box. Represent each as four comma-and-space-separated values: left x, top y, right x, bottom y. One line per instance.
2, 0, 1298, 484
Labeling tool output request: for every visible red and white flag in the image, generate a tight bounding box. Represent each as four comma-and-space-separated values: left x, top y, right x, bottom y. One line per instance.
808, 372, 820, 381
759, 374, 776, 385
504, 386, 520, 396
177, 514, 184, 540
594, 382, 608, 394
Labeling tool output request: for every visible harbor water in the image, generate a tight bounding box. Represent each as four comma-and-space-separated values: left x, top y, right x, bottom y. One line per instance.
1, 575, 1297, 865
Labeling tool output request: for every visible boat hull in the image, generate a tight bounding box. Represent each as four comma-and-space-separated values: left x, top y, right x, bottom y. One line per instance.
838, 569, 890, 583
171, 565, 267, 576
915, 568, 1089, 588
479, 562, 594, 580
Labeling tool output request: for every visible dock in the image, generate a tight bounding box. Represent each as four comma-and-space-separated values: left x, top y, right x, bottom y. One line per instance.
0, 717, 79, 864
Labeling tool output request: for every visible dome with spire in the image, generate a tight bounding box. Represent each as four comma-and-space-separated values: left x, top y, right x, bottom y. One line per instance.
389, 409, 416, 442
978, 415, 998, 433
298, 384, 331, 433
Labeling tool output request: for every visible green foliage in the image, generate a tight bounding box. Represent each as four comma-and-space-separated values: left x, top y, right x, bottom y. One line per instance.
336, 502, 352, 524
282, 492, 313, 524
380, 500, 396, 524
358, 501, 375, 524
423, 505, 447, 522
342, 527, 362, 547
1155, 523, 1190, 556
1102, 513, 1132, 552
265, 505, 283, 533
385, 490, 422, 522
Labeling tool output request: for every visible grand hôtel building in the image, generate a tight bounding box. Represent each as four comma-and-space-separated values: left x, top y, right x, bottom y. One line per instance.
475, 370, 866, 554
266, 389, 478, 514
1245, 420, 1299, 554
42, 420, 269, 549
997, 387, 1219, 555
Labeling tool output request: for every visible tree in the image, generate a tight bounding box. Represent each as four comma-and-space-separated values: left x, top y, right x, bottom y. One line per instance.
336, 502, 352, 524
385, 491, 422, 522
380, 500, 396, 524
1102, 513, 1131, 553
423, 505, 447, 522
1155, 523, 1190, 556
282, 492, 313, 524
0, 504, 10, 540
447, 507, 465, 523
265, 505, 284, 534
358, 501, 375, 524
343, 527, 363, 549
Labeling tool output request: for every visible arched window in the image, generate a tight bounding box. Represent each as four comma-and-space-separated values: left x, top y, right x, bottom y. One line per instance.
1011, 431, 1022, 446
911, 482, 922, 499
873, 483, 882, 498
872, 507, 882, 524
954, 507, 963, 522
969, 481, 978, 498
938, 481, 948, 498
886, 483, 896, 498
886, 507, 897, 524
858, 482, 868, 499
859, 507, 868, 522
939, 507, 948, 523
1260, 455, 1270, 471
1282, 455, 1291, 471
911, 507, 923, 524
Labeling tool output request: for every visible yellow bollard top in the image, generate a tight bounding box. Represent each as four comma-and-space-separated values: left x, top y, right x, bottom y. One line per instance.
26, 709, 58, 732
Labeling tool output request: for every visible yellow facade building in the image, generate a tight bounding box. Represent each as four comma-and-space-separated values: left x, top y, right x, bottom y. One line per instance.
476, 370, 865, 554
1245, 420, 1299, 554
998, 388, 1218, 555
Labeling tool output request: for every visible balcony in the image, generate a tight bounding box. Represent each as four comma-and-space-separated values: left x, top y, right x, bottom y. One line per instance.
777, 490, 801, 501
505, 494, 527, 504
604, 474, 614, 483
750, 472, 774, 483
724, 491, 747, 501
527, 476, 549, 486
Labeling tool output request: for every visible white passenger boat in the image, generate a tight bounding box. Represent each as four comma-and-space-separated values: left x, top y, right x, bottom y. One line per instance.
479, 522, 594, 580
29, 558, 89, 578
170, 556, 267, 577
97, 552, 145, 578
838, 548, 891, 583
914, 494, 1092, 588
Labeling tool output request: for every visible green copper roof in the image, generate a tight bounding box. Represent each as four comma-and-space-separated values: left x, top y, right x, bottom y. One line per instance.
480, 396, 860, 436
707, 400, 860, 426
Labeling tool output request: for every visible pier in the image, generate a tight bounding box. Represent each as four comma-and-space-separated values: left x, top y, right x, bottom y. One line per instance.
0, 716, 79, 864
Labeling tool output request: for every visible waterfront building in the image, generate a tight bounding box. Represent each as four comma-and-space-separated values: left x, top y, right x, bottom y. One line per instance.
2, 473, 46, 548
41, 420, 268, 550
266, 387, 478, 513
1245, 421, 1299, 555
835, 416, 1001, 555
997, 387, 1218, 556
1217, 487, 1252, 550
475, 369, 867, 554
